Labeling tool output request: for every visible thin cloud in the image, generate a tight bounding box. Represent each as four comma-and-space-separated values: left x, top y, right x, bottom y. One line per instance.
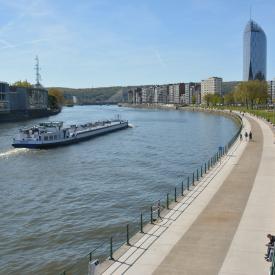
0, 38, 49, 50
154, 49, 166, 68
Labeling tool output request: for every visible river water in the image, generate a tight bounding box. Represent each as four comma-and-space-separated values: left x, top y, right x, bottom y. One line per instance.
0, 105, 238, 274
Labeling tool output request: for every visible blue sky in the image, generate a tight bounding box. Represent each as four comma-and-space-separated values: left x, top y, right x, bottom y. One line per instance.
0, 0, 274, 88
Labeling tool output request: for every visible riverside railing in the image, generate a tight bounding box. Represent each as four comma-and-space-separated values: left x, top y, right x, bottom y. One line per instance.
59, 114, 243, 275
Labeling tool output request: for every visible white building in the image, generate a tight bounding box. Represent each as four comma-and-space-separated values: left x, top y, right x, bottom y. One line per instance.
201, 77, 223, 102
185, 83, 194, 105
154, 85, 168, 104
141, 87, 154, 103
185, 83, 201, 105
168, 84, 180, 104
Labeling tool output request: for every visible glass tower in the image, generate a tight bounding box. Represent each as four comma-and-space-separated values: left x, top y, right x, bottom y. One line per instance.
243, 20, 267, 81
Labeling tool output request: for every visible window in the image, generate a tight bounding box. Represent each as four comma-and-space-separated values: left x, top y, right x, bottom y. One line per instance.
44, 136, 48, 141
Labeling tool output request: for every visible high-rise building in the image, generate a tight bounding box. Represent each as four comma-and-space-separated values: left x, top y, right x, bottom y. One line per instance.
141, 87, 154, 103
168, 84, 180, 104
243, 20, 267, 81
184, 83, 201, 105
128, 88, 142, 104
154, 85, 168, 104
201, 77, 222, 103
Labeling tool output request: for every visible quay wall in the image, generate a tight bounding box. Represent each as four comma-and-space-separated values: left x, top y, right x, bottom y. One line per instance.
0, 108, 61, 123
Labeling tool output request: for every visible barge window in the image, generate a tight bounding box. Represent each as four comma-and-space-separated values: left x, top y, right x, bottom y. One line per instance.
44, 136, 48, 141
49, 136, 53, 141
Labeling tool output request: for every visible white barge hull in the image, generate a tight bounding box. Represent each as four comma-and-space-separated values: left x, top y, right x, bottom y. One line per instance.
12, 121, 128, 149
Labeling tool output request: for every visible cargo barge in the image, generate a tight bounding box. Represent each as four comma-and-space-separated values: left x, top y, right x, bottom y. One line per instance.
12, 118, 128, 149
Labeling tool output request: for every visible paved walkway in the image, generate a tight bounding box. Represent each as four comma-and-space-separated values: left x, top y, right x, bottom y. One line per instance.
152, 118, 262, 275
102, 115, 275, 275
219, 115, 275, 275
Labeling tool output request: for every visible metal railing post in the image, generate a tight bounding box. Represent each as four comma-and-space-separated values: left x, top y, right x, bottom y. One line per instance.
140, 212, 144, 233
126, 224, 130, 245
150, 206, 153, 224
174, 187, 177, 202
192, 173, 195, 185
205, 163, 206, 173
110, 237, 114, 260
196, 169, 199, 181
181, 181, 184, 196
187, 176, 190, 190
201, 166, 203, 177
166, 193, 169, 209
89, 251, 92, 262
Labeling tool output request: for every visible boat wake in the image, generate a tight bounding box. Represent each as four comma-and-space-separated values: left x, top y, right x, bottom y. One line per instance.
0, 148, 29, 159
128, 124, 135, 128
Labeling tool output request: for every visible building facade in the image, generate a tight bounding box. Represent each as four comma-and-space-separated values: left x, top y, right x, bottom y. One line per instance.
0, 82, 48, 113
141, 87, 154, 103
154, 85, 168, 104
128, 88, 142, 104
168, 84, 180, 104
185, 82, 201, 105
201, 77, 222, 102
243, 20, 267, 81
127, 83, 186, 104
0, 82, 10, 112
268, 79, 275, 103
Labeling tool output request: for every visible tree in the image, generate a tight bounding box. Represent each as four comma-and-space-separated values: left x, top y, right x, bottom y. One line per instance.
48, 95, 59, 109
13, 80, 32, 87
192, 95, 196, 105
234, 81, 268, 109
224, 92, 235, 105
203, 93, 212, 107
48, 88, 64, 106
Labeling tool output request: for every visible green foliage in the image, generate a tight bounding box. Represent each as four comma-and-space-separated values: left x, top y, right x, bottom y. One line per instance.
233, 80, 268, 109
13, 80, 32, 87
48, 88, 64, 106
203, 93, 223, 106
48, 95, 59, 109
224, 92, 234, 105
192, 95, 196, 105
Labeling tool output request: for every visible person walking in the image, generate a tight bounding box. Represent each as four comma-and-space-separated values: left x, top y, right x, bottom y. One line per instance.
240, 133, 243, 141
244, 131, 248, 141
265, 234, 275, 261
249, 131, 252, 141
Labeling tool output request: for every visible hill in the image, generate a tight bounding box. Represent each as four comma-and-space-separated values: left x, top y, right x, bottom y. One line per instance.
48, 81, 241, 104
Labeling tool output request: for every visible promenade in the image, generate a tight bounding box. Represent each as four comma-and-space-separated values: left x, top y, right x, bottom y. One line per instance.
101, 114, 275, 275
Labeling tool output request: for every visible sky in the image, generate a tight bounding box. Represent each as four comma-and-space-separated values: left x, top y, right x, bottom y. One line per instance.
0, 0, 274, 88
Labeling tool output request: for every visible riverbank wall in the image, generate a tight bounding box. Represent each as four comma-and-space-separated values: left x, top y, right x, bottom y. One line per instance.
0, 108, 61, 123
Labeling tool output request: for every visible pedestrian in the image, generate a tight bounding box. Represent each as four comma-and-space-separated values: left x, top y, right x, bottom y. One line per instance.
265, 234, 275, 261
240, 133, 243, 141
249, 131, 252, 141
244, 131, 248, 141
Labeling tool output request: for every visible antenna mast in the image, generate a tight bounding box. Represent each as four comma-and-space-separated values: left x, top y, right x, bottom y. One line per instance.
34, 55, 42, 86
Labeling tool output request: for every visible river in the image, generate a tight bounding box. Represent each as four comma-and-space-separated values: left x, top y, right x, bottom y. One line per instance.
0, 105, 239, 274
